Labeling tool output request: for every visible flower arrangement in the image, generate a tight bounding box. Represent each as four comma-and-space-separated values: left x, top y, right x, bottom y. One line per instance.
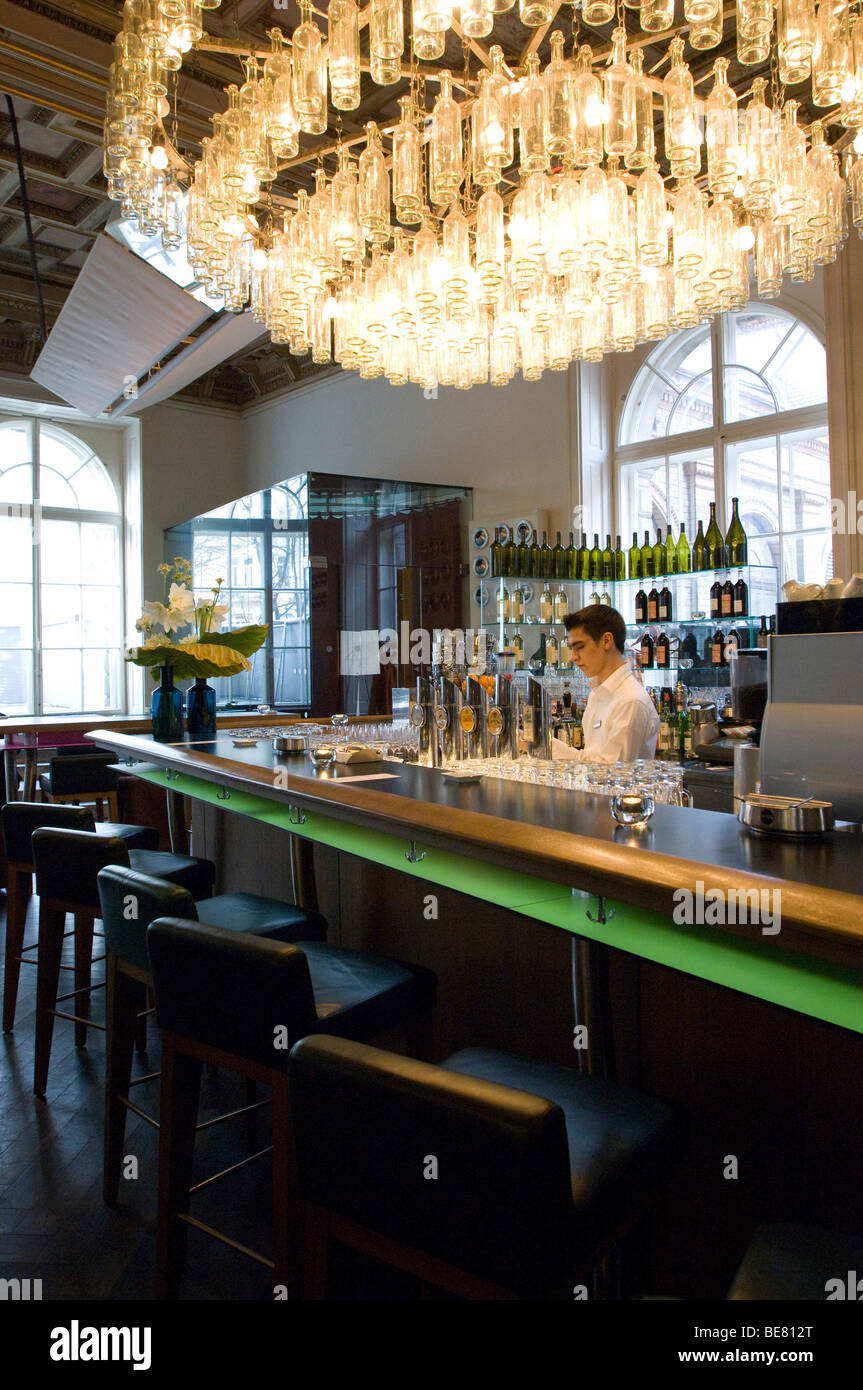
127, 557, 267, 680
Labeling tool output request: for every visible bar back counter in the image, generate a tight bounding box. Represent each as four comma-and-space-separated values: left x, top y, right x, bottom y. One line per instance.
88, 728, 863, 1296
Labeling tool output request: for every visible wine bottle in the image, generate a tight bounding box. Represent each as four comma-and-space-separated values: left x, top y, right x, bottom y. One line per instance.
602, 534, 614, 582
710, 578, 722, 620
629, 531, 642, 580
635, 587, 648, 623
676, 522, 691, 574
677, 702, 692, 761
656, 631, 670, 668
641, 530, 655, 579
664, 525, 677, 576
721, 578, 734, 618
511, 586, 524, 622
756, 615, 768, 648
540, 585, 553, 621
546, 631, 559, 666
659, 583, 672, 621
711, 627, 725, 666
725, 495, 748, 567
554, 586, 569, 622
516, 528, 530, 576
615, 535, 625, 582
640, 630, 655, 668
566, 531, 577, 580
653, 528, 665, 577
529, 528, 541, 579
553, 530, 566, 578
704, 502, 724, 570
589, 533, 601, 580
512, 629, 525, 667
680, 632, 698, 664
541, 531, 554, 579
505, 526, 517, 575
578, 531, 590, 581
490, 526, 503, 578
692, 519, 706, 572
733, 576, 748, 617
725, 628, 740, 660
647, 585, 660, 621
498, 585, 510, 622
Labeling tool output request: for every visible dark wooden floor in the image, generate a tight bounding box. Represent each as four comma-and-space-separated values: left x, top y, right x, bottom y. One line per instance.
0, 890, 411, 1301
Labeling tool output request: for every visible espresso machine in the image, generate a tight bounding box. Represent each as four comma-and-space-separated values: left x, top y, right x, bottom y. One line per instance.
485, 673, 519, 759
517, 673, 553, 759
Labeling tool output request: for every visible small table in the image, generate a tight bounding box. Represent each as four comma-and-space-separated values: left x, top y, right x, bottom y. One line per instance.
1, 730, 95, 803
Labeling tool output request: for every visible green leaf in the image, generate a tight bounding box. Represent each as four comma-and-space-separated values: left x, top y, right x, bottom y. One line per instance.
204, 624, 268, 657
126, 642, 253, 681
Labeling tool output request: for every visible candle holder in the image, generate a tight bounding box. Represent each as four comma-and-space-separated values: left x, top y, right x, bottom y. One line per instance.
610, 791, 656, 828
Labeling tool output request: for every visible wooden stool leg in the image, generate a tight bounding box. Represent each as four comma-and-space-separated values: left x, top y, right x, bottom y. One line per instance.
156, 1036, 202, 1300
33, 903, 67, 1097
301, 1203, 330, 1300
108, 791, 119, 821
272, 1075, 301, 1298
3, 868, 29, 1033
104, 956, 147, 1207
73, 912, 96, 1047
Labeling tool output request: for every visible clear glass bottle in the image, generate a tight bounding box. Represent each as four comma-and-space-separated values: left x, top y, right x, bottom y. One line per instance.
292, 0, 327, 135
430, 71, 463, 206
689, 0, 723, 49
672, 177, 705, 279
476, 187, 505, 288
706, 57, 738, 196
519, 53, 549, 174
358, 121, 390, 243
545, 30, 575, 160
584, 0, 615, 23
264, 32, 299, 159
331, 146, 362, 259
328, 0, 361, 110
370, 0, 404, 84
573, 45, 604, 168
460, 0, 494, 37
604, 27, 636, 160
664, 37, 701, 179
640, 0, 674, 31
392, 96, 423, 226
774, 100, 807, 224
412, 0, 449, 61
812, 0, 851, 106
742, 78, 777, 214
777, 0, 817, 83
737, 0, 774, 65
626, 50, 655, 170
520, 0, 552, 26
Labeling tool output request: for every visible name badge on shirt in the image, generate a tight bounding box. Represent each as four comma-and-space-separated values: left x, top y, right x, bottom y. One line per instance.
593, 719, 602, 729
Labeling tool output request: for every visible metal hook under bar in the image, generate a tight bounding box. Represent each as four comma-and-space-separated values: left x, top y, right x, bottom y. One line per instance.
405, 840, 427, 863
216, 787, 231, 801
165, 769, 180, 781
586, 896, 615, 925
289, 806, 306, 825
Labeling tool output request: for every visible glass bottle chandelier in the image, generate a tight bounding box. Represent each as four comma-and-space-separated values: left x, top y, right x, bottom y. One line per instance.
104, 0, 863, 392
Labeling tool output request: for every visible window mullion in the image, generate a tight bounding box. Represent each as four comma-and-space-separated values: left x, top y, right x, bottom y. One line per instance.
32, 421, 43, 716
712, 314, 727, 534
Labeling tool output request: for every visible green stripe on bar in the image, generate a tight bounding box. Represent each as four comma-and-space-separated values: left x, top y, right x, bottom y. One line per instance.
142, 767, 863, 1034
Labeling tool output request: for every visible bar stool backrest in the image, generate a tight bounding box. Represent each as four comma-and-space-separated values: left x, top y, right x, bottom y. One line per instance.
2, 802, 96, 866
98, 865, 197, 976
148, 918, 318, 1069
289, 1034, 576, 1297
32, 827, 130, 913
45, 753, 119, 795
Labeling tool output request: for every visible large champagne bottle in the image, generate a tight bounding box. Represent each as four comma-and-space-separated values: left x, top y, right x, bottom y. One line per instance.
704, 502, 724, 569
724, 496, 748, 566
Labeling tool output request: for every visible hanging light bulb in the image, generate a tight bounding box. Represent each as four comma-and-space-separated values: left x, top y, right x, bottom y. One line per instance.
329, 0, 361, 111
149, 135, 168, 168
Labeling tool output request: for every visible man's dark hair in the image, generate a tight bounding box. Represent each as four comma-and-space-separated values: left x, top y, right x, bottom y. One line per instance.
564, 605, 627, 654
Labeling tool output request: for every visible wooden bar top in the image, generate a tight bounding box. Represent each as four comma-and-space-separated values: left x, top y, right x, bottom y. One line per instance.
86, 728, 863, 974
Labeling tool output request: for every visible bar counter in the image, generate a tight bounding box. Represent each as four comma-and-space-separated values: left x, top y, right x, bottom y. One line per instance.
86, 728, 863, 1034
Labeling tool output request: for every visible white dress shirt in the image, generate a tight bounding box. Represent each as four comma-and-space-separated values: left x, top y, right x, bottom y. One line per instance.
553, 660, 660, 764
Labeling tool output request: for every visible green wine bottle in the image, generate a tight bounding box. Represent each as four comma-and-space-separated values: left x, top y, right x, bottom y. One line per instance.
704, 502, 724, 570
553, 530, 566, 579
641, 529, 655, 579
566, 531, 577, 580
602, 533, 614, 582
692, 519, 705, 572
589, 533, 601, 581
490, 527, 503, 578
529, 528, 541, 579
578, 531, 590, 581
540, 530, 554, 579
628, 531, 641, 580
652, 528, 665, 578
664, 524, 677, 576
725, 496, 748, 567
676, 522, 691, 573
505, 526, 517, 576
516, 527, 530, 576
615, 535, 625, 582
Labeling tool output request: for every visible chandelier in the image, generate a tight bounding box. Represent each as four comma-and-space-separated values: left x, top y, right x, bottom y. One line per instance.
104, 0, 863, 391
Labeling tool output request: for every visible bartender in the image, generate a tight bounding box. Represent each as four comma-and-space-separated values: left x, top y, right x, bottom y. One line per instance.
553, 605, 659, 763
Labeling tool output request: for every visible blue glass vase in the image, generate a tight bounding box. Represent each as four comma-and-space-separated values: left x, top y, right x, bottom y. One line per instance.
187, 677, 216, 742
152, 665, 184, 742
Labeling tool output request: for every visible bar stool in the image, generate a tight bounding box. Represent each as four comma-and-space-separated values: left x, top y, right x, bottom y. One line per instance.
38, 752, 121, 821
30, 826, 216, 1098
146, 917, 437, 1298
97, 864, 329, 1207
727, 1223, 863, 1300
1, 802, 159, 1035
288, 1035, 687, 1300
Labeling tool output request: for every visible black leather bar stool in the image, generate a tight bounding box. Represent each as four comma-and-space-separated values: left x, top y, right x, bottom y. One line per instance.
146, 917, 437, 1298
97, 864, 329, 1207
727, 1223, 863, 1300
1, 802, 159, 1035
30, 826, 216, 1098
38, 752, 121, 821
288, 1035, 686, 1300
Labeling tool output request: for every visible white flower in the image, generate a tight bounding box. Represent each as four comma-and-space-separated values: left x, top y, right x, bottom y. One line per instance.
196, 598, 229, 630
143, 583, 196, 634
168, 583, 197, 624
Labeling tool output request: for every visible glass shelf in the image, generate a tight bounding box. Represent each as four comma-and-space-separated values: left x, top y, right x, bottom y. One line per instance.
489, 564, 778, 586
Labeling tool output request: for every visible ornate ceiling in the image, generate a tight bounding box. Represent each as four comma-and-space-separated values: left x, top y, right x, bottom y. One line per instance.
0, 0, 829, 409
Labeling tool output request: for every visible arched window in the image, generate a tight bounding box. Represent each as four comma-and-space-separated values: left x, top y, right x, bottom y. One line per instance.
0, 418, 125, 715
615, 304, 832, 589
